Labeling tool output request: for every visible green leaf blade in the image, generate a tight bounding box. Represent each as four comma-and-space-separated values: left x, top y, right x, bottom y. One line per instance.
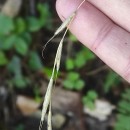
66, 58, 75, 70
14, 37, 28, 56
0, 13, 14, 35
0, 51, 8, 66
28, 51, 43, 71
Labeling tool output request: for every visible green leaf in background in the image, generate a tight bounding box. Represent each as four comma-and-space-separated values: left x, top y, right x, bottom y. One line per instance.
2, 35, 16, 50
74, 48, 95, 69
82, 96, 95, 110
13, 75, 29, 88
104, 71, 120, 93
118, 100, 130, 113
87, 90, 98, 101
67, 72, 79, 81
37, 3, 51, 27
63, 72, 84, 91
66, 58, 75, 70
28, 51, 43, 71
86, 100, 95, 110
7, 56, 29, 88
115, 115, 130, 130
114, 88, 130, 130
43, 67, 53, 78
75, 80, 85, 90
21, 32, 32, 45
7, 56, 21, 75
14, 37, 28, 56
0, 51, 8, 66
83, 48, 95, 61
118, 89, 130, 114
0, 13, 14, 35
82, 91, 98, 110
0, 36, 5, 49
63, 80, 74, 90
15, 17, 26, 33
33, 86, 42, 102
122, 89, 130, 101
27, 17, 41, 32
75, 52, 86, 68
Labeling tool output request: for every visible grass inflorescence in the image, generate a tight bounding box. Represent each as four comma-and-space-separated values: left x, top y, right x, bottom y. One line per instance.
39, 1, 85, 130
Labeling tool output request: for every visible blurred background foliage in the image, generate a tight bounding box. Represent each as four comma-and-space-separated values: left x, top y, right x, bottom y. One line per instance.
0, 2, 50, 88
0, 0, 130, 130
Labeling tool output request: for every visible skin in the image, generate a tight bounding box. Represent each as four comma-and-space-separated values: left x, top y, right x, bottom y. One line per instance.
56, 0, 130, 83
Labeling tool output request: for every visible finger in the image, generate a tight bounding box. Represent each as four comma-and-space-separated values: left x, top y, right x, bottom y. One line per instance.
56, 0, 130, 83
87, 0, 130, 32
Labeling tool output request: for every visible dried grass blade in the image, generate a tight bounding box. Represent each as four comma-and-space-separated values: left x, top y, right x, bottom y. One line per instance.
39, 77, 53, 130
55, 12, 76, 35
48, 101, 52, 130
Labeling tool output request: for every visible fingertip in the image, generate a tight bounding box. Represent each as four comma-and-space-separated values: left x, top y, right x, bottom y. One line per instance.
56, 0, 83, 20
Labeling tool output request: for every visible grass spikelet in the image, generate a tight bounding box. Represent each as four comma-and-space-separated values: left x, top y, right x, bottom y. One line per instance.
55, 12, 76, 36
42, 0, 85, 57
42, 12, 76, 58
55, 27, 69, 72
55, 37, 63, 72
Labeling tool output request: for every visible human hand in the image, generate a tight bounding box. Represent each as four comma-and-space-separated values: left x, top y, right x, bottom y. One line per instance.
56, 0, 130, 83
